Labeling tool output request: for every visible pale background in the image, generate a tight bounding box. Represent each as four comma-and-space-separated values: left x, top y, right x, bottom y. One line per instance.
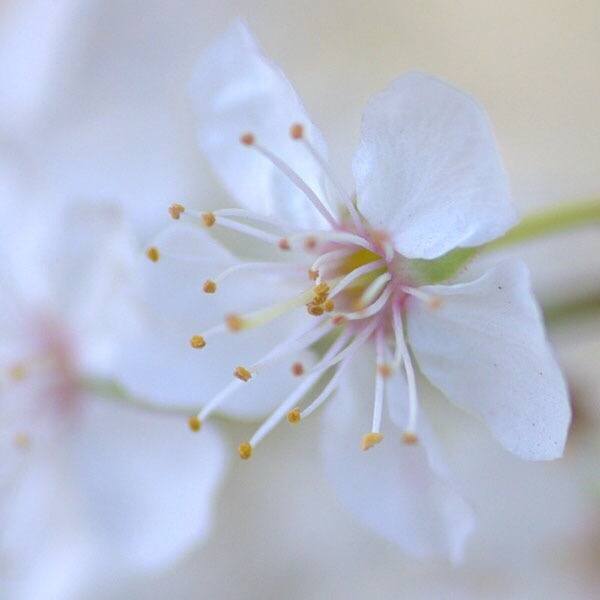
1, 1, 599, 598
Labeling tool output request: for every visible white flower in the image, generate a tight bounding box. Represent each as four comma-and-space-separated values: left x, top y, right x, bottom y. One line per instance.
0, 191, 226, 599
119, 22, 571, 561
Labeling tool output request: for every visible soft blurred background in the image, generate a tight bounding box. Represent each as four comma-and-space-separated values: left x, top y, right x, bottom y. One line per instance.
0, 1, 598, 598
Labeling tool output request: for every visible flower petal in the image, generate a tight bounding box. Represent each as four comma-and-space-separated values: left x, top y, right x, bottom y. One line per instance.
353, 72, 517, 259
190, 21, 331, 228
113, 224, 315, 419
322, 348, 474, 561
407, 259, 571, 460
68, 396, 227, 572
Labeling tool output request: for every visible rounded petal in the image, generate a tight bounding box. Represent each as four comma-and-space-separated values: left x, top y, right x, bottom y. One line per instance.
407, 259, 571, 460
322, 349, 474, 561
353, 72, 517, 259
68, 396, 227, 572
190, 21, 331, 228
114, 224, 315, 419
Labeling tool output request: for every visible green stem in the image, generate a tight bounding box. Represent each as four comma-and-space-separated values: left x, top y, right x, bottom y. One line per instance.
487, 198, 600, 251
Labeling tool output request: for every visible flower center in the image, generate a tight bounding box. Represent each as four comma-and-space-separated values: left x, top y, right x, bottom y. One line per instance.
148, 123, 441, 458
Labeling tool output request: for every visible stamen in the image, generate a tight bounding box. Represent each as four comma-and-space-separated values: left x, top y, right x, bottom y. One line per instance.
307, 304, 324, 316
286, 230, 376, 253
279, 239, 291, 251
329, 259, 386, 298
287, 407, 301, 424
400, 285, 443, 309
169, 203, 185, 220
203, 280, 217, 294
331, 315, 347, 327
355, 272, 392, 310
238, 442, 253, 459
9, 364, 27, 380
14, 432, 31, 450
378, 363, 393, 378
361, 432, 384, 451
211, 208, 297, 232
198, 379, 245, 420
208, 261, 306, 290
225, 314, 245, 332
289, 122, 366, 236
145, 247, 160, 262
308, 269, 319, 281
343, 284, 392, 321
310, 248, 353, 279
188, 416, 202, 432
202, 212, 216, 227
245, 137, 339, 229
209, 216, 281, 245
291, 362, 304, 376
234, 366, 252, 382
392, 304, 419, 435
240, 132, 255, 146
402, 431, 419, 444
299, 363, 347, 419
371, 330, 386, 434
189, 335, 206, 349
324, 299, 335, 312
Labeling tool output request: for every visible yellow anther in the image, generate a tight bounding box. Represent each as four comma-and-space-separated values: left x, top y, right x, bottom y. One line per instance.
332, 315, 347, 327
307, 304, 324, 317
234, 366, 252, 382
240, 132, 255, 146
291, 362, 304, 376
324, 299, 335, 312
201, 212, 216, 227
304, 236, 317, 250
203, 279, 217, 294
145, 247, 160, 262
226, 314, 245, 332
308, 269, 318, 281
278, 238, 291, 251
238, 442, 253, 459
313, 282, 329, 296
290, 123, 304, 140
188, 416, 202, 432
378, 363, 393, 378
427, 296, 443, 310
9, 364, 26, 380
189, 335, 206, 349
402, 431, 419, 445
287, 407, 301, 424
168, 203, 185, 220
361, 432, 384, 451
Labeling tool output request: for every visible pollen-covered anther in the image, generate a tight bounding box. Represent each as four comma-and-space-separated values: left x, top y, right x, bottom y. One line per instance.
332, 315, 347, 327
324, 299, 335, 312
278, 238, 291, 251
240, 132, 255, 146
238, 442, 253, 460
307, 303, 324, 317
145, 247, 160, 262
168, 203, 185, 220
203, 279, 217, 294
402, 431, 419, 445
427, 296, 443, 310
378, 363, 393, 378
226, 314, 245, 332
13, 432, 31, 450
291, 362, 304, 376
188, 416, 202, 432
313, 282, 330, 296
189, 335, 206, 349
361, 432, 384, 451
234, 366, 252, 382
290, 123, 304, 140
201, 212, 216, 227
308, 269, 318, 281
287, 407, 301, 424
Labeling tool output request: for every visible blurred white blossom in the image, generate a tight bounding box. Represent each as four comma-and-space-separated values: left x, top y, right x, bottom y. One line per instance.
0, 188, 226, 599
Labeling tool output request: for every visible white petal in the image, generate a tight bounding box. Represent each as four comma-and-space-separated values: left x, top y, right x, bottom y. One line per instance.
68, 396, 227, 572
114, 224, 315, 419
353, 72, 517, 259
190, 21, 331, 228
407, 259, 571, 460
322, 349, 474, 561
